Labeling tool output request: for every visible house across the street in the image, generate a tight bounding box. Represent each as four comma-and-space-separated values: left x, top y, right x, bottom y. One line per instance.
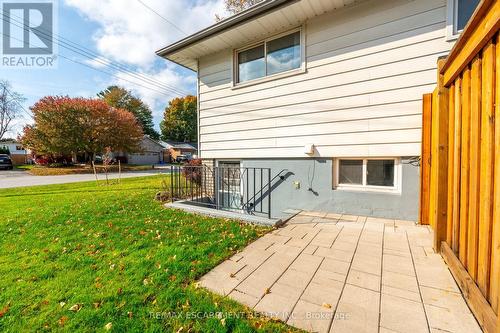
0, 140, 30, 165
120, 135, 166, 165
160, 141, 198, 162
157, 0, 480, 221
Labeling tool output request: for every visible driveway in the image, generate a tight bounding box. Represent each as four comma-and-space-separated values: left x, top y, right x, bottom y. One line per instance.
0, 169, 167, 189
200, 212, 480, 333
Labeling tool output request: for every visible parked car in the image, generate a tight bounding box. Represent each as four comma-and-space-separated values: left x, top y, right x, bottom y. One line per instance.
0, 154, 13, 170
175, 155, 189, 163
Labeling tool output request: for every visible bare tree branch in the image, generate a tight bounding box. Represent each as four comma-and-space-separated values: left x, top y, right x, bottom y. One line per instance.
0, 81, 25, 140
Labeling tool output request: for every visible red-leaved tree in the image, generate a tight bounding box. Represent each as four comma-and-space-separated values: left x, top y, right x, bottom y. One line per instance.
21, 96, 143, 161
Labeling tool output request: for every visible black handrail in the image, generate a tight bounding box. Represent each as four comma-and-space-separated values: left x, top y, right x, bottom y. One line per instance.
241, 169, 288, 214
169, 165, 278, 218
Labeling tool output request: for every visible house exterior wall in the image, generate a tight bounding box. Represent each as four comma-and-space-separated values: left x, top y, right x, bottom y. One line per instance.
0, 142, 28, 165
169, 148, 196, 161
197, 0, 454, 159
124, 137, 164, 165
241, 158, 419, 220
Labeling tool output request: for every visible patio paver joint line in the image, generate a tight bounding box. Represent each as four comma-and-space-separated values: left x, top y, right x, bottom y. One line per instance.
326, 219, 367, 333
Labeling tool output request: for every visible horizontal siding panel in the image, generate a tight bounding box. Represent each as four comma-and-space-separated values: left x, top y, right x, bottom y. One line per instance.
201, 128, 421, 151
307, 22, 446, 68
199, 25, 449, 94
306, 0, 443, 45
200, 84, 432, 127
200, 70, 435, 118
200, 143, 421, 159
201, 114, 421, 143
200, 54, 441, 106
200, 69, 232, 86
200, 101, 422, 134
200, 38, 450, 100
307, 6, 446, 59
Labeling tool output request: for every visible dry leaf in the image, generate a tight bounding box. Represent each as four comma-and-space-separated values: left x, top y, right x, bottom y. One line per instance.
104, 322, 112, 330
0, 306, 9, 318
229, 273, 236, 278
264, 288, 271, 295
59, 301, 66, 308
58, 316, 69, 326
69, 304, 81, 312
322, 303, 332, 309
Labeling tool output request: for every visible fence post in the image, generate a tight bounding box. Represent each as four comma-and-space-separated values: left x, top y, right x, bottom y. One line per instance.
420, 93, 433, 225
268, 169, 271, 219
433, 58, 450, 251
170, 165, 174, 202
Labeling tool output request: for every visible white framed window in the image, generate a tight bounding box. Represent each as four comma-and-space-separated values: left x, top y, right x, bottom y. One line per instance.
446, 0, 480, 40
333, 158, 402, 194
233, 27, 305, 87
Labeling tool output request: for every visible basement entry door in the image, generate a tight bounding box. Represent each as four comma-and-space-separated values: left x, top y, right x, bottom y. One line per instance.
217, 161, 242, 210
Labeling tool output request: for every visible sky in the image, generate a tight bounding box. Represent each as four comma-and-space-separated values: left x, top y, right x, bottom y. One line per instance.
1, 0, 228, 138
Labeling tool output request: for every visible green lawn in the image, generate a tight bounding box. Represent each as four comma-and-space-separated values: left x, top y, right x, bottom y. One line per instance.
0, 176, 296, 332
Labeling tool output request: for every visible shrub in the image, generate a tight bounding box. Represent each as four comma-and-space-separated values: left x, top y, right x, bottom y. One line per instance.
181, 159, 202, 185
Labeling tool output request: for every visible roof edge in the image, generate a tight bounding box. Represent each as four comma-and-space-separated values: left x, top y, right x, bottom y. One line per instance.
155, 0, 296, 59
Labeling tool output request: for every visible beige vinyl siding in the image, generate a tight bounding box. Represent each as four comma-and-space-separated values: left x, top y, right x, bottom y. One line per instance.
198, 0, 453, 159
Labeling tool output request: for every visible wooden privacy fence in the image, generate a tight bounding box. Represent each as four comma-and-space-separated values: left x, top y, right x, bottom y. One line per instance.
419, 1, 500, 332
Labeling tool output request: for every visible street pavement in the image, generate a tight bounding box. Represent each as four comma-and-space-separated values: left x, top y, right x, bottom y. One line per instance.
0, 169, 167, 189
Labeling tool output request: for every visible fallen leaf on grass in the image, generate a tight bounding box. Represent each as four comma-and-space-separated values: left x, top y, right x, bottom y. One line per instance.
0, 306, 9, 318
58, 316, 68, 326
59, 302, 66, 308
104, 322, 112, 330
68, 304, 82, 312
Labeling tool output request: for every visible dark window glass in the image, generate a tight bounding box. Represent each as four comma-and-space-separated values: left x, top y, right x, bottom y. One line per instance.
339, 160, 363, 185
367, 160, 395, 187
266, 31, 301, 75
457, 0, 480, 31
238, 44, 265, 83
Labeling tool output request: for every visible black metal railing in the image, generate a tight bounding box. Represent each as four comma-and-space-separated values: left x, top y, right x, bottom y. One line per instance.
169, 165, 273, 218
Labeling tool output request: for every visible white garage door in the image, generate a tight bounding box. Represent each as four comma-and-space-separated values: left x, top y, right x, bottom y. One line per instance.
128, 153, 160, 165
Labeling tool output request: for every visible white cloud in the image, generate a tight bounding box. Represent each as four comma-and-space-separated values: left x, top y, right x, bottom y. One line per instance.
64, 0, 226, 68
64, 0, 227, 130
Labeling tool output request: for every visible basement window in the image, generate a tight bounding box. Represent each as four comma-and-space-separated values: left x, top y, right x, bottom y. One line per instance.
334, 158, 401, 193
235, 29, 303, 84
